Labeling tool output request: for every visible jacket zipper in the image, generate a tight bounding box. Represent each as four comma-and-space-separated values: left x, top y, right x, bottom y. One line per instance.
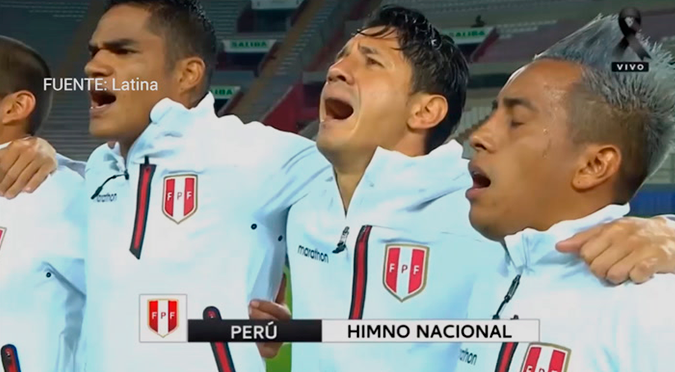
1, 344, 20, 372
493, 274, 522, 372
129, 156, 156, 259
203, 307, 236, 372
348, 225, 372, 319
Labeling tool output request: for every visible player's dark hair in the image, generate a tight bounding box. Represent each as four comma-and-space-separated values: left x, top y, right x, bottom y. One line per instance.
360, 5, 469, 153
105, 0, 217, 98
0, 36, 53, 135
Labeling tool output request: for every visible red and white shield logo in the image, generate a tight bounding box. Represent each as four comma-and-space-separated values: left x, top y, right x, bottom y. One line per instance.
163, 175, 197, 223
519, 343, 571, 372
148, 299, 179, 337
0, 227, 6, 250
383, 244, 429, 301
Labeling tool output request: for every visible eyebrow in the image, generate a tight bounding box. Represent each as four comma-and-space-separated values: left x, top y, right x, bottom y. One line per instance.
88, 38, 138, 53
492, 97, 537, 112
334, 44, 382, 61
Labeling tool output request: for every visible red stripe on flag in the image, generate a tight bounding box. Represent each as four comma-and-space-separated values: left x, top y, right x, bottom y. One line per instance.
409, 248, 425, 292
184, 177, 195, 216
165, 178, 175, 217
149, 301, 158, 332
523, 346, 542, 372
385, 248, 400, 292
549, 350, 566, 372
168, 300, 178, 332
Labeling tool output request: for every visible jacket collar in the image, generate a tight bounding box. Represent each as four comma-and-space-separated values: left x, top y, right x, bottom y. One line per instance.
325, 140, 471, 228
105, 93, 216, 169
503, 204, 630, 271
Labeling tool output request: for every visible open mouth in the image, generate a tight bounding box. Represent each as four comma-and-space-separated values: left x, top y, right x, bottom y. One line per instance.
469, 166, 492, 189
90, 89, 117, 110
324, 97, 354, 121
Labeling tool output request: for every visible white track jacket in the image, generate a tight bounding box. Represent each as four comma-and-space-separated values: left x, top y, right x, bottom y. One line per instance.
455, 204, 675, 372
0, 144, 86, 372
79, 94, 329, 372
287, 141, 501, 372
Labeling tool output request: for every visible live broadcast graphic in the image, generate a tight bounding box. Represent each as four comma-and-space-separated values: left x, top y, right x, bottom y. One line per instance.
1, 1, 674, 372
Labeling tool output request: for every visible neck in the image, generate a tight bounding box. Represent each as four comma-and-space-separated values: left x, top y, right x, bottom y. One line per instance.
531, 191, 616, 232
0, 126, 29, 146
329, 149, 375, 214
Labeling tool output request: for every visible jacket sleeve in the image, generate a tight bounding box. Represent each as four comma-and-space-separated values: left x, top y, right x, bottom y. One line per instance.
40, 166, 87, 295
613, 276, 675, 371
248, 122, 331, 213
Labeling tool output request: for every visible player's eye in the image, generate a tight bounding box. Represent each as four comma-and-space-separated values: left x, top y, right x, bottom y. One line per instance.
366, 57, 382, 67
111, 47, 134, 55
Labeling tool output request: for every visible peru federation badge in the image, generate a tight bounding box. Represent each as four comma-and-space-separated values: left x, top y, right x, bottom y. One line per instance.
383, 244, 429, 302
519, 343, 571, 372
162, 174, 197, 224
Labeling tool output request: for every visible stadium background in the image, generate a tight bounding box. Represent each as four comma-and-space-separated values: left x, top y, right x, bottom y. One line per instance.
1, 0, 673, 370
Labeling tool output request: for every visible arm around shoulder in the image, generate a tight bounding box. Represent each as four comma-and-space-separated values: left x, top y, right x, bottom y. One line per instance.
249, 122, 331, 210
615, 275, 675, 371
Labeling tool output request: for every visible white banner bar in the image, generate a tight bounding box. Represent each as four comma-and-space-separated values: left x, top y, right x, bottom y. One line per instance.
321, 320, 540, 343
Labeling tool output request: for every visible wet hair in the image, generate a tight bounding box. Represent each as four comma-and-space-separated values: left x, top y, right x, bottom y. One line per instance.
105, 0, 217, 97
360, 5, 469, 153
0, 36, 53, 135
535, 14, 675, 202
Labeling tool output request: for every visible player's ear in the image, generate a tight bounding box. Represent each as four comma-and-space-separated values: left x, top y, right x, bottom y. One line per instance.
175, 57, 206, 96
0, 91, 35, 125
571, 144, 621, 191
407, 93, 448, 131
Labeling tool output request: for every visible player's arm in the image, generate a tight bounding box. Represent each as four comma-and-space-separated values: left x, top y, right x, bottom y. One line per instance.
556, 215, 675, 284
251, 123, 330, 211
41, 168, 87, 294
616, 279, 675, 371
249, 272, 290, 359
0, 136, 57, 198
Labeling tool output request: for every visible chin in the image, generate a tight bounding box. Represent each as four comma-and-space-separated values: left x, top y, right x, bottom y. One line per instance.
469, 208, 505, 242
315, 133, 340, 155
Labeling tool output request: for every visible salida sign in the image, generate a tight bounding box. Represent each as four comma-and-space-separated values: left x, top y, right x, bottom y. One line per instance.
223, 39, 276, 53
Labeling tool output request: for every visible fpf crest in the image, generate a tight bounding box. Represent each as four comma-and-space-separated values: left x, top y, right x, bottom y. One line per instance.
383, 244, 429, 301
147, 298, 179, 337
162, 174, 198, 223
519, 343, 571, 372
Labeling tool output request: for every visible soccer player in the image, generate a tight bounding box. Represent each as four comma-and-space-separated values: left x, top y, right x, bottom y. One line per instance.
0, 36, 86, 372
3, 3, 675, 371
457, 15, 675, 371
75, 1, 327, 371
249, 6, 675, 372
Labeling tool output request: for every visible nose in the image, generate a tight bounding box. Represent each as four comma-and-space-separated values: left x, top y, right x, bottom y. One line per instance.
84, 54, 113, 79
326, 62, 354, 85
469, 119, 496, 153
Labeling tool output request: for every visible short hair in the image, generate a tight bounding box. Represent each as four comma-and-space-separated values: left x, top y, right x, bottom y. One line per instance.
360, 5, 469, 153
535, 14, 675, 202
105, 0, 217, 97
0, 36, 53, 135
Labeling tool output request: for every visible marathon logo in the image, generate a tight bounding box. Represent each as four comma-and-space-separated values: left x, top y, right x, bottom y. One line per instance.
297, 245, 329, 264
95, 192, 117, 203
459, 348, 478, 365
